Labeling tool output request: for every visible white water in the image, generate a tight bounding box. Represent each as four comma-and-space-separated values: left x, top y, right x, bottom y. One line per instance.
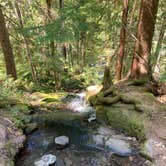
67, 92, 96, 122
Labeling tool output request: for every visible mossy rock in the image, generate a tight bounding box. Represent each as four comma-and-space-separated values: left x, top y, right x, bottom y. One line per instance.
33, 110, 89, 127
95, 105, 108, 122
140, 139, 154, 162
29, 92, 68, 109
95, 103, 146, 141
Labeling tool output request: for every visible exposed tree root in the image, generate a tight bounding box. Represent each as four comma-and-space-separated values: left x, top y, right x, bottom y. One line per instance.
97, 95, 121, 105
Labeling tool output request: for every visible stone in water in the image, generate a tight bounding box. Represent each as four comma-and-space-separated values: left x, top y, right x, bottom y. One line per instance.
34, 160, 47, 166
105, 138, 132, 156
41, 154, 56, 165
34, 154, 56, 166
55, 135, 69, 149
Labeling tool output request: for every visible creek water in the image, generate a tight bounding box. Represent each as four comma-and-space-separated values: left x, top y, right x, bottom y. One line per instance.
15, 92, 149, 166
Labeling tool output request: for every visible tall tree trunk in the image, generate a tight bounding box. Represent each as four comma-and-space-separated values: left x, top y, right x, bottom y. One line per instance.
153, 13, 166, 68
0, 6, 17, 79
116, 0, 129, 80
14, 1, 37, 83
59, 0, 67, 60
130, 0, 159, 79
80, 32, 86, 68
59, 0, 64, 9
46, 0, 55, 56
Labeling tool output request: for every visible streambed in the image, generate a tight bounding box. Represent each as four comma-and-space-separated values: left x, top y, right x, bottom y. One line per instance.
15, 92, 150, 166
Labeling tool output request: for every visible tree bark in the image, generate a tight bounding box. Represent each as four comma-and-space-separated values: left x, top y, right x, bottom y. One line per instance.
0, 6, 17, 79
153, 13, 166, 68
116, 0, 129, 80
59, 0, 67, 60
59, 0, 64, 9
46, 0, 55, 56
130, 0, 159, 79
14, 1, 37, 83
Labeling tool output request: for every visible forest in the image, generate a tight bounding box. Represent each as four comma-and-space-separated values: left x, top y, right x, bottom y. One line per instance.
0, 0, 166, 166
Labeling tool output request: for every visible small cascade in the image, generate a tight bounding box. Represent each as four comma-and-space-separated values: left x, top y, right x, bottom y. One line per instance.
67, 92, 96, 122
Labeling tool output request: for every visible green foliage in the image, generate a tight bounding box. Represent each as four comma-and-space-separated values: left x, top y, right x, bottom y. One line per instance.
0, 77, 31, 128
161, 66, 166, 81
0, 77, 24, 107
6, 106, 31, 128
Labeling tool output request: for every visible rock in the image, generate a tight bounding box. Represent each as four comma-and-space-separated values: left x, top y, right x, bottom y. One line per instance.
0, 117, 25, 166
42, 154, 57, 165
55, 136, 69, 149
88, 112, 96, 122
141, 139, 154, 161
55, 158, 66, 166
0, 124, 7, 148
140, 138, 166, 162
97, 126, 113, 136
35, 160, 48, 166
64, 157, 72, 166
105, 138, 132, 156
92, 135, 104, 146
35, 154, 57, 166
86, 85, 103, 100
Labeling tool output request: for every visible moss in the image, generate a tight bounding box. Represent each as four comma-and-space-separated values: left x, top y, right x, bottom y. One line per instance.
120, 93, 141, 105
30, 92, 68, 109
95, 105, 108, 122
42, 97, 59, 103
88, 95, 97, 106
12, 104, 30, 114
140, 140, 154, 162
103, 86, 117, 96
127, 78, 148, 86
96, 104, 146, 141
97, 95, 121, 105
25, 123, 38, 134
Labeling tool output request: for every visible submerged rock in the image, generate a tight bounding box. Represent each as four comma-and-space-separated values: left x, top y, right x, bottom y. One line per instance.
55, 135, 69, 149
105, 138, 132, 156
92, 135, 104, 146
35, 154, 56, 166
64, 157, 72, 166
35, 160, 47, 166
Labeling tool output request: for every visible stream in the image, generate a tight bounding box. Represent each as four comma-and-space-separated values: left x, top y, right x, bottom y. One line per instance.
15, 92, 150, 166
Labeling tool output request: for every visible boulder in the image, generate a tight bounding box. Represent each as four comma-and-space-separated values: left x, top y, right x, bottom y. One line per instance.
55, 135, 69, 149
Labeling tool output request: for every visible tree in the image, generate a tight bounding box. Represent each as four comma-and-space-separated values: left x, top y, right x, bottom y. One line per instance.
0, 6, 17, 79
130, 0, 159, 79
59, 0, 67, 60
46, 0, 55, 56
116, 0, 129, 80
14, 1, 37, 83
153, 12, 166, 69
